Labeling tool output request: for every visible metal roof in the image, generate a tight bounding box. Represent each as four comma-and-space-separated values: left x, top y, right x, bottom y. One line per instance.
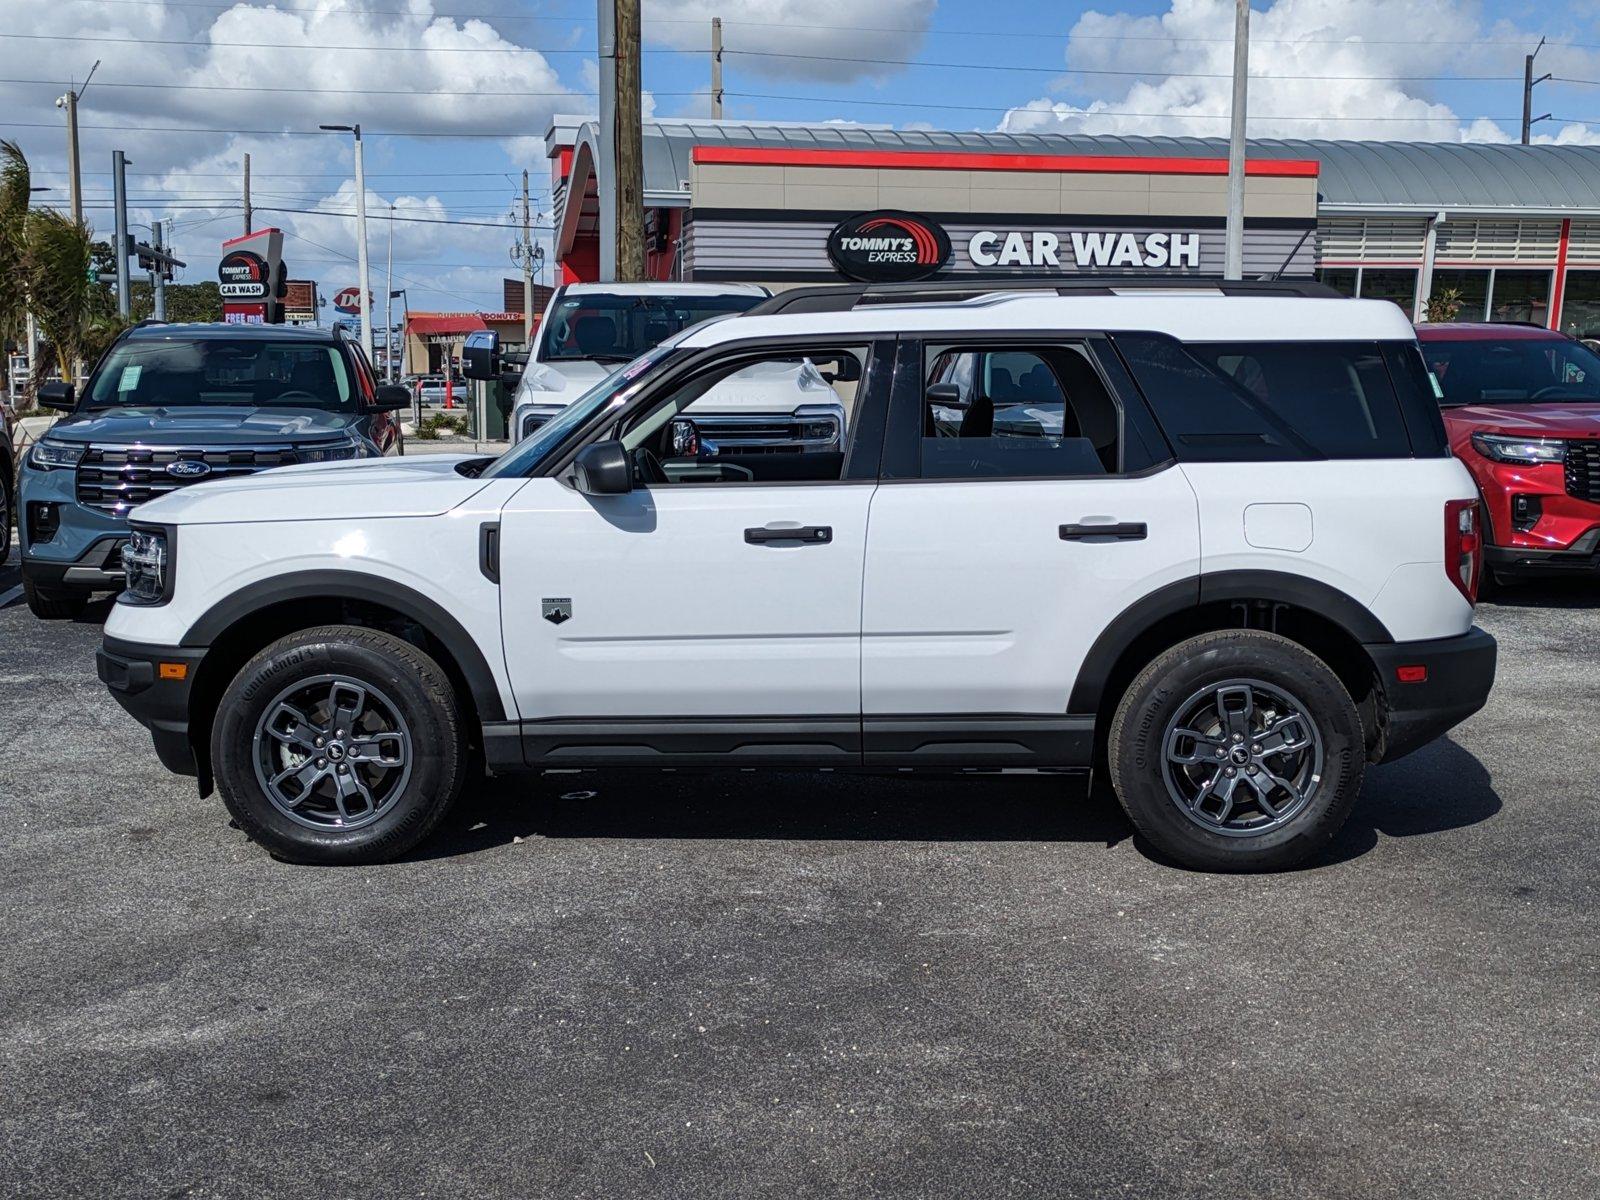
568, 120, 1600, 216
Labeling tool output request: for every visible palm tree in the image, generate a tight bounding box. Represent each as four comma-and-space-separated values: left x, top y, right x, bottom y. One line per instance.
0, 139, 32, 393
25, 207, 117, 388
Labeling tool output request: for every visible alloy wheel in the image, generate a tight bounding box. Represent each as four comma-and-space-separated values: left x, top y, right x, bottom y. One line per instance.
1161, 678, 1325, 838
252, 674, 413, 830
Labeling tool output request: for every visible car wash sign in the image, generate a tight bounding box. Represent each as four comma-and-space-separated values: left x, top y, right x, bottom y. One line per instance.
827, 211, 951, 282
218, 249, 270, 299
969, 229, 1201, 271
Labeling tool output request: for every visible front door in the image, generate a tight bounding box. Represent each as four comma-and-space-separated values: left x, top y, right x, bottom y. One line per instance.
860, 336, 1200, 763
496, 340, 890, 761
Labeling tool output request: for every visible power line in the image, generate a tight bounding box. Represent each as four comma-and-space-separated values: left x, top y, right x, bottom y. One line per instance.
0, 77, 592, 97
259, 205, 551, 230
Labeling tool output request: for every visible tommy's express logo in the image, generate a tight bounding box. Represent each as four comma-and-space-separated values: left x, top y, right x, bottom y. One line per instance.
828, 211, 952, 281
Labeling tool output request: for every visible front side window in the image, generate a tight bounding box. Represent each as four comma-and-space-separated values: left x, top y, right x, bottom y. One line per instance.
619, 345, 872, 485
1423, 336, 1600, 406
918, 343, 1122, 479
84, 339, 356, 411
537, 293, 762, 364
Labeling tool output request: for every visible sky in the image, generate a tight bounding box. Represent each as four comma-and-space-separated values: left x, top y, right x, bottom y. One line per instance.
2, 0, 1599, 319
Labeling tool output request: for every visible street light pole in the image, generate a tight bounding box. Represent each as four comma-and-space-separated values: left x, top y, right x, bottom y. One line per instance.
55, 61, 96, 227
112, 149, 131, 318
1223, 0, 1250, 281
386, 201, 395, 383
320, 122, 374, 367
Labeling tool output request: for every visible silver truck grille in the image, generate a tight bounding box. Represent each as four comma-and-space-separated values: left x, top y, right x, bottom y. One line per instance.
76, 444, 298, 515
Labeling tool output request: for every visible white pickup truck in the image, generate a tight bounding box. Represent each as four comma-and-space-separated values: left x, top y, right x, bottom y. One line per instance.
511, 282, 844, 467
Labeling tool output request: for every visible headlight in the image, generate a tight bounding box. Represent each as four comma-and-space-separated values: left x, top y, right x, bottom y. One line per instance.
121, 527, 170, 605
29, 439, 85, 470
1470, 433, 1566, 465
297, 436, 365, 464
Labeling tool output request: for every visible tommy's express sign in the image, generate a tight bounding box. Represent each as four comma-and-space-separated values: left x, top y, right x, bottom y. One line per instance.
968, 229, 1202, 271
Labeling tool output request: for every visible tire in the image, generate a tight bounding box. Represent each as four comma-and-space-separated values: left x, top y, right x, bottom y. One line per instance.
1107, 629, 1365, 873
0, 462, 13, 567
23, 577, 90, 620
211, 625, 470, 865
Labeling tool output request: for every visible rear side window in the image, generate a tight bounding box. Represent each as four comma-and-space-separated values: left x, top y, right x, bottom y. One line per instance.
1380, 343, 1450, 457
1114, 333, 1425, 460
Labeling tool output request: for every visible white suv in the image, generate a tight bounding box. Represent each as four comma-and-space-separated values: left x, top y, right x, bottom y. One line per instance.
98, 281, 1497, 872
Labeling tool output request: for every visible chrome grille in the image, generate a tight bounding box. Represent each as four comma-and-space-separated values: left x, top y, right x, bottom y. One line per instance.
691, 413, 840, 456
1567, 438, 1600, 504
76, 444, 298, 515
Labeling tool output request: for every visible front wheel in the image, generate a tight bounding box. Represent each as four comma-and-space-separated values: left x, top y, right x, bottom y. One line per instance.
212, 625, 470, 864
1108, 630, 1365, 873
23, 577, 89, 620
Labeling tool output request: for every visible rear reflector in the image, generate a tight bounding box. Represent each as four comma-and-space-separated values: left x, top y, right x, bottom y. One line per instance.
1395, 665, 1428, 684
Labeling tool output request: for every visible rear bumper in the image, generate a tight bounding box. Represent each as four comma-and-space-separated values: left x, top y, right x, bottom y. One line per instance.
1366, 627, 1498, 763
96, 636, 208, 779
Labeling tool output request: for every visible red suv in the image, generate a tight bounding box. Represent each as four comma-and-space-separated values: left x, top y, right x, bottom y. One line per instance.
1417, 323, 1600, 583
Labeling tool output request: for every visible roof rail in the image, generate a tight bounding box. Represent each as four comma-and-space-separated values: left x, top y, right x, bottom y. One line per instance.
745, 275, 1342, 317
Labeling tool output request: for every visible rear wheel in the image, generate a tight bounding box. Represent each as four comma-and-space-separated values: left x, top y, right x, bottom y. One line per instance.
1108, 630, 1365, 872
23, 577, 89, 620
0, 464, 13, 566
212, 625, 469, 864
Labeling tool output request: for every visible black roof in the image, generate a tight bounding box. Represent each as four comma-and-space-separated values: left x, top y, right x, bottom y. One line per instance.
123, 321, 339, 342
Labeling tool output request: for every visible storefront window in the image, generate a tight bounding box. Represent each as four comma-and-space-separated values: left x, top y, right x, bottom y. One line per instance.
1560, 270, 1600, 340
1317, 268, 1357, 297
1428, 269, 1490, 321
1489, 270, 1551, 324
1359, 269, 1417, 316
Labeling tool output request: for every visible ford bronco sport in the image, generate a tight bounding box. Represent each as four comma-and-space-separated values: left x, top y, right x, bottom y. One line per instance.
97, 280, 1497, 872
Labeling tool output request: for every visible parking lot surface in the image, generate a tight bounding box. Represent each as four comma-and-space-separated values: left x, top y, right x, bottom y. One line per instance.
1, 562, 1596, 1199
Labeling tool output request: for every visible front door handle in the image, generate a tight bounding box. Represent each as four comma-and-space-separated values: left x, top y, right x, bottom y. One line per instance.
745, 524, 833, 545
1060, 521, 1147, 542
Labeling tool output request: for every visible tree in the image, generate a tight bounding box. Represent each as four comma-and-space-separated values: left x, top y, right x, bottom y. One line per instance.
25, 208, 121, 388
1425, 287, 1464, 324
128, 279, 223, 323
0, 139, 32, 393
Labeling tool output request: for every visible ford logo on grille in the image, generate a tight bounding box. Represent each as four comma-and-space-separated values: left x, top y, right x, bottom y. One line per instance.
166, 459, 211, 479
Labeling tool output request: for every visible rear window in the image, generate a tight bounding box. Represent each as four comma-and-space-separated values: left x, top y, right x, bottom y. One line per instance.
1114, 334, 1427, 461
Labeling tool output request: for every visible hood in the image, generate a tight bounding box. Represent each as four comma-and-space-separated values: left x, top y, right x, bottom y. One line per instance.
44, 405, 359, 446
132, 453, 495, 525
516, 359, 612, 404
1442, 401, 1600, 438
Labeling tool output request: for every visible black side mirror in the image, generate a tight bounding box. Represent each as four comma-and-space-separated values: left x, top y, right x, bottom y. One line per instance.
926, 382, 966, 409
371, 384, 412, 412
37, 381, 76, 411
498, 369, 523, 391
461, 330, 499, 381
572, 439, 633, 496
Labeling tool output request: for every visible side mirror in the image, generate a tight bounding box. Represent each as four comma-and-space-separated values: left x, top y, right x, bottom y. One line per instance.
572, 439, 633, 496
926, 382, 966, 409
37, 381, 76, 411
461, 330, 499, 381
371, 384, 412, 411
498, 369, 523, 391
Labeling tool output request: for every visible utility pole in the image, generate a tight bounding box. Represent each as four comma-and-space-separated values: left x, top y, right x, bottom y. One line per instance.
1522, 37, 1551, 145
152, 220, 167, 321
386, 202, 395, 382
55, 60, 96, 226
521, 170, 535, 345
243, 152, 253, 234
597, 0, 617, 280
711, 17, 724, 119
615, 0, 645, 281
112, 150, 131, 317
321, 123, 374, 366
1223, 0, 1249, 281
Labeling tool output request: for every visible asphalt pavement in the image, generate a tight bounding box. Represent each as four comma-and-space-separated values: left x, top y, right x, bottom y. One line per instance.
0, 561, 1596, 1199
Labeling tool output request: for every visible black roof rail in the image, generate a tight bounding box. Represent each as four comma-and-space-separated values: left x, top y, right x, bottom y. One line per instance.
744, 275, 1342, 316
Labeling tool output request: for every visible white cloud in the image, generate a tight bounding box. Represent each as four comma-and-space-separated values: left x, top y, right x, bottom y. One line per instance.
643, 0, 937, 84
999, 0, 1600, 144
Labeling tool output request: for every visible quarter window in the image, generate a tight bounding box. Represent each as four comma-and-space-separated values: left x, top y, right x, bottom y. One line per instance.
919, 344, 1122, 479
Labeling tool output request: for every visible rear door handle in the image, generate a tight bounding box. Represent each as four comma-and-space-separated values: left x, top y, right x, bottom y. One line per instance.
1059, 521, 1147, 541
745, 525, 833, 545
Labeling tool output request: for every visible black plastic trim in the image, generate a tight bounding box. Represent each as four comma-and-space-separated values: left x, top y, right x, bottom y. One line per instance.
862, 715, 1093, 768
479, 522, 500, 583
1367, 627, 1496, 762
181, 570, 508, 722
97, 637, 208, 777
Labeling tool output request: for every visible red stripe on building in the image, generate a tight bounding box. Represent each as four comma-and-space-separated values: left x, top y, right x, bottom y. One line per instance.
1550, 218, 1572, 330
690, 146, 1320, 178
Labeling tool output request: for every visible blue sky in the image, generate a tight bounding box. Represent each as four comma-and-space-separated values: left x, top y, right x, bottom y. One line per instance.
3, 0, 1598, 315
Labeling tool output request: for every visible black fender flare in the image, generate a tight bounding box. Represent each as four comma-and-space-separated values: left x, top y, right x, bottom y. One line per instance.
182, 569, 507, 722
1066, 569, 1394, 716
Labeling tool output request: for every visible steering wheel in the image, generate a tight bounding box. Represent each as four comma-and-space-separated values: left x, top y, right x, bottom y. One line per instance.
631, 446, 669, 485
273, 390, 321, 403
1528, 385, 1575, 401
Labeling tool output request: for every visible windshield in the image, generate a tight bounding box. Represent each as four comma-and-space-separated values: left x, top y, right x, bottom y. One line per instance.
480, 345, 679, 478
537, 293, 760, 364
84, 338, 357, 411
1422, 336, 1600, 407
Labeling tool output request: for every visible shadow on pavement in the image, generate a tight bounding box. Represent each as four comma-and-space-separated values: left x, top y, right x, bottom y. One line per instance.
1480, 578, 1600, 610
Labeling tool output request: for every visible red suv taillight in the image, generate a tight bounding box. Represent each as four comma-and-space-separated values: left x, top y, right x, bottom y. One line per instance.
1445, 499, 1482, 603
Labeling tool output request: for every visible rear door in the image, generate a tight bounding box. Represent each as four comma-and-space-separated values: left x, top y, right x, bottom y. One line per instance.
859, 334, 1199, 764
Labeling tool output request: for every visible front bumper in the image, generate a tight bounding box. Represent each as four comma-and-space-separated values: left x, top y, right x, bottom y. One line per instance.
96, 636, 208, 781
1366, 627, 1498, 763
22, 538, 127, 590
1485, 529, 1600, 578
18, 457, 132, 591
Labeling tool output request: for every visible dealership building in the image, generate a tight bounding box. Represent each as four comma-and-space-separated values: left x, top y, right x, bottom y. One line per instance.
545, 117, 1600, 336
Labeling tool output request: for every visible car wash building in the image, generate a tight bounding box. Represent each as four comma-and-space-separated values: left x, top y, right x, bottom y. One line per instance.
544, 117, 1600, 338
